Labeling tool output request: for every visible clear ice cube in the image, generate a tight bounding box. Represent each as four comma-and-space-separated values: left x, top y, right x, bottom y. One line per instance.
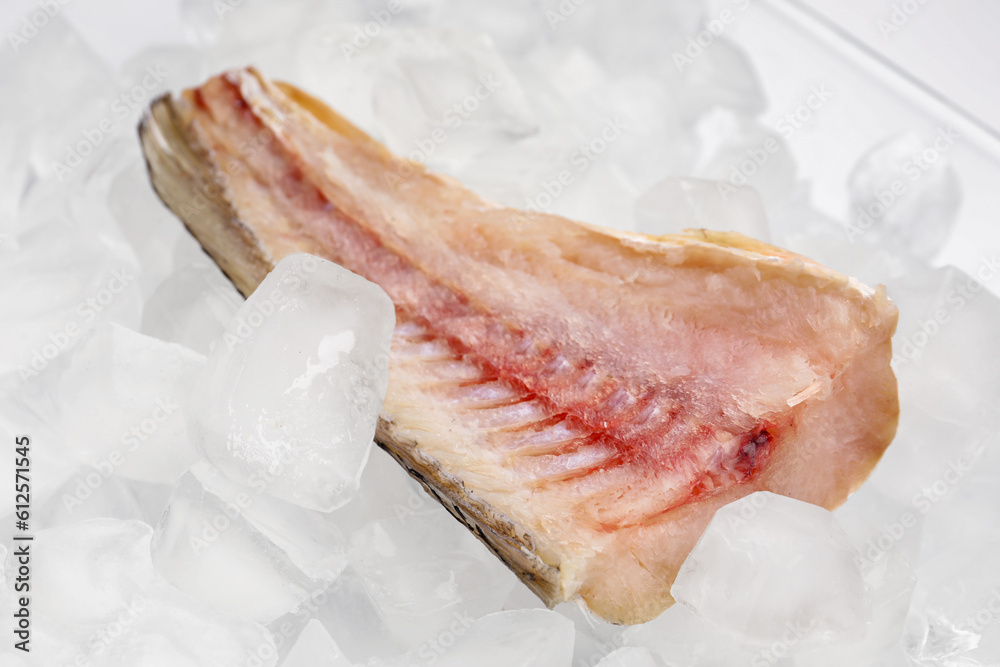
189, 253, 395, 512
150, 462, 345, 623
671, 492, 868, 650
847, 131, 962, 260
348, 509, 517, 647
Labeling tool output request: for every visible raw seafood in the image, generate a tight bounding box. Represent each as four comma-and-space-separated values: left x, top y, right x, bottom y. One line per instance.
138, 67, 898, 625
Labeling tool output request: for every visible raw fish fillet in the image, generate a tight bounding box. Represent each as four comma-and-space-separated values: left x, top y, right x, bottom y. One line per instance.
138, 67, 899, 625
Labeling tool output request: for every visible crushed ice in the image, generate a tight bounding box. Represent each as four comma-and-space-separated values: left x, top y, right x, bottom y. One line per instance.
0, 0, 996, 665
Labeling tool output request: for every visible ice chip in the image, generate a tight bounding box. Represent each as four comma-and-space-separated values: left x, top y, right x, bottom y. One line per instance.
375, 609, 575, 667
622, 603, 757, 666
0, 15, 117, 179
848, 132, 962, 259
96, 583, 278, 667
282, 619, 351, 667
904, 542, 1000, 664
671, 491, 868, 649
312, 565, 402, 661
799, 548, 916, 666
19, 518, 155, 647
674, 37, 766, 120
189, 253, 395, 511
348, 510, 517, 647
871, 265, 1000, 505
8, 323, 204, 485
692, 108, 798, 212
150, 462, 345, 623
140, 261, 244, 356
37, 466, 146, 530
371, 29, 539, 172
635, 177, 770, 241
107, 160, 191, 297
323, 444, 431, 539
0, 221, 142, 376
594, 646, 664, 667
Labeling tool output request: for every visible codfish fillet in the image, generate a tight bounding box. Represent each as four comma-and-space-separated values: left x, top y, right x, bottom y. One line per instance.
138, 67, 899, 625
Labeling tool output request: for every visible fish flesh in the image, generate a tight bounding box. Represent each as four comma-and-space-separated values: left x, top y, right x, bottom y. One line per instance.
138, 67, 899, 625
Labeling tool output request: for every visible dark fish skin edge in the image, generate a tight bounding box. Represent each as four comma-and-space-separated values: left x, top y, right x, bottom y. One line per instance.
138, 93, 567, 610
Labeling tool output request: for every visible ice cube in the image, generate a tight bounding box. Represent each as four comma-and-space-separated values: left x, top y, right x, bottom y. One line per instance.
323, 444, 430, 539
150, 462, 345, 623
312, 565, 402, 661
847, 132, 961, 259
594, 646, 664, 667
0, 221, 142, 377
904, 542, 1000, 665
0, 119, 28, 222
670, 37, 767, 120
96, 583, 279, 667
552, 601, 627, 667
691, 108, 799, 213
870, 265, 1000, 505
541, 0, 704, 77
282, 619, 351, 667
106, 160, 191, 297
798, 549, 916, 667
635, 177, 770, 241
429, 0, 542, 57
0, 15, 117, 180
671, 492, 868, 649
189, 253, 395, 512
348, 509, 517, 647
140, 261, 245, 356
369, 29, 539, 173
36, 465, 146, 530
126, 479, 177, 528
15, 518, 156, 648
544, 159, 638, 231
835, 485, 923, 580
374, 609, 575, 667
918, 476, 1000, 567
7, 323, 204, 485
623, 603, 760, 666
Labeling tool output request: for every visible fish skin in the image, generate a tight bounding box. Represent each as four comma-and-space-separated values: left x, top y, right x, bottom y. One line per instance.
138, 67, 899, 625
